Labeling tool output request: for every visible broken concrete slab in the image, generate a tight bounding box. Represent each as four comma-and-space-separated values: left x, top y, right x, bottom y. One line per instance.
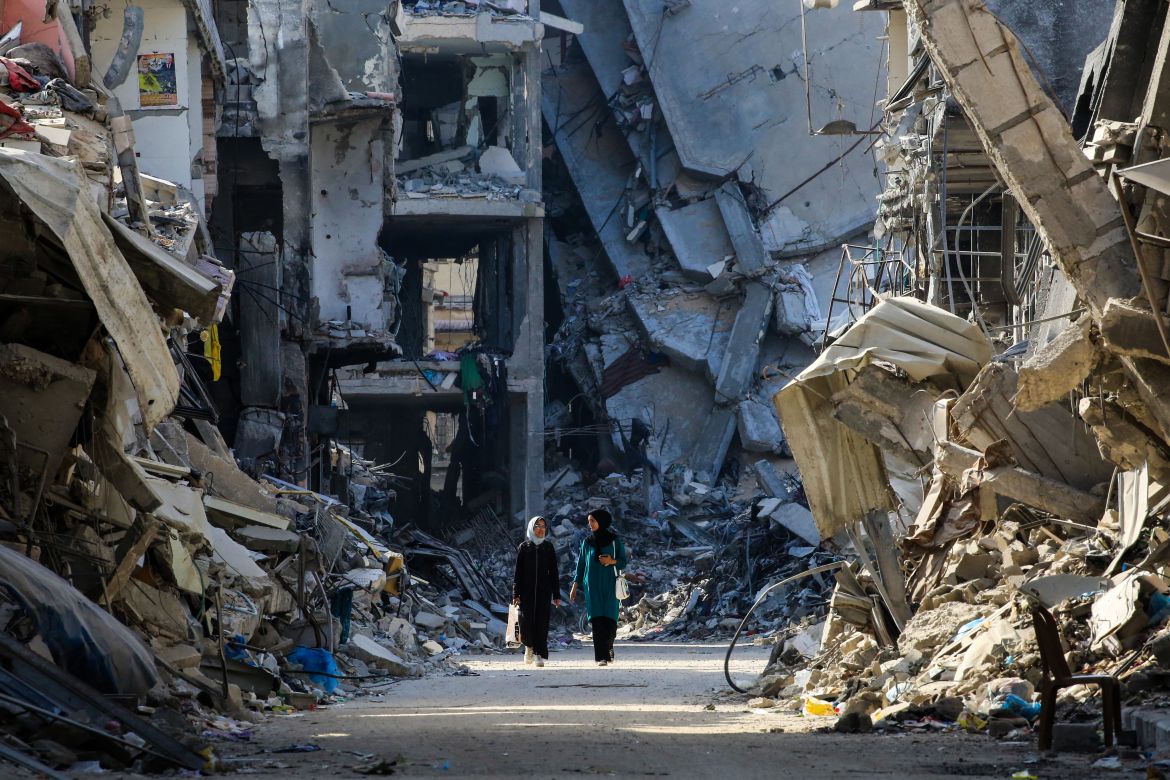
1100, 298, 1170, 364
102, 213, 226, 326
204, 494, 291, 531
208, 525, 270, 586
0, 343, 96, 479
953, 362, 1113, 492
711, 284, 773, 403
1016, 316, 1097, 411
161, 427, 282, 514
934, 441, 1106, 524
765, 501, 821, 546
542, 50, 653, 279
656, 198, 735, 281
1079, 398, 1170, 484
147, 478, 213, 540
737, 396, 786, 454
599, 332, 714, 465
478, 145, 525, 185
828, 364, 937, 466
557, 0, 682, 185
621, 0, 881, 247
688, 408, 737, 484
413, 611, 447, 630
232, 525, 302, 554
628, 292, 732, 376
346, 633, 413, 676
754, 459, 791, 499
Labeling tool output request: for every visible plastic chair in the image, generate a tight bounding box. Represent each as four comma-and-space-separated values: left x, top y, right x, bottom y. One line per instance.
1030, 605, 1122, 751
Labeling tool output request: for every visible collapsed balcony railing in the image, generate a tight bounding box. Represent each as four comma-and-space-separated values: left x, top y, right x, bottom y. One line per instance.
821, 243, 915, 347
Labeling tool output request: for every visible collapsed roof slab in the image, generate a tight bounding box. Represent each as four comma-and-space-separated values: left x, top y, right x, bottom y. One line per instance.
622, 0, 883, 249
396, 12, 541, 55
907, 0, 1139, 321
542, 54, 654, 279
555, 0, 682, 187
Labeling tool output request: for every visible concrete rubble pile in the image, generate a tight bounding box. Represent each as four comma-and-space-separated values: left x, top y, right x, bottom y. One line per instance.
727, 0, 1170, 755
541, 455, 839, 646
541, 0, 882, 497
0, 9, 518, 775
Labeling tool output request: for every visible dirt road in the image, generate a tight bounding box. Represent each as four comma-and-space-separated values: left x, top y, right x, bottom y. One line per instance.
210, 642, 1103, 779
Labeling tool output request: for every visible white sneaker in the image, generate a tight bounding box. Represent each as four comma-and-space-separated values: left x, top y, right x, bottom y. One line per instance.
597, 660, 608, 666
524, 647, 534, 664
535, 657, 545, 667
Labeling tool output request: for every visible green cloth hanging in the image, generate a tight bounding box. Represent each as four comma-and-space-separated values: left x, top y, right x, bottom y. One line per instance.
461, 353, 485, 404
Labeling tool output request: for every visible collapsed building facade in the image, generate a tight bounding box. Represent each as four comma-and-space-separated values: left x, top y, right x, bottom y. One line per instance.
6, 0, 1170, 773
210, 0, 545, 527
744, 0, 1170, 752
541, 0, 885, 498
0, 0, 550, 774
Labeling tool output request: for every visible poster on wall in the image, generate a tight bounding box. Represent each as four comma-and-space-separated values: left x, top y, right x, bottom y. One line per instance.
138, 53, 178, 107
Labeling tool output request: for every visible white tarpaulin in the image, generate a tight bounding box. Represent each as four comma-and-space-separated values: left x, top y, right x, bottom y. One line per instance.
774, 297, 993, 538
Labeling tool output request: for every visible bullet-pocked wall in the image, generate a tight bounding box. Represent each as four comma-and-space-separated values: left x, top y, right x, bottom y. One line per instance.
310, 116, 394, 330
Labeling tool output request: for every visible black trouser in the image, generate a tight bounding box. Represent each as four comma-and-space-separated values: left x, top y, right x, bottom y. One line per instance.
591, 616, 617, 662
520, 600, 551, 659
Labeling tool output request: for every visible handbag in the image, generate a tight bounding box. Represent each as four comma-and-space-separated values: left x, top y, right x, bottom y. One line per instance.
612, 542, 630, 601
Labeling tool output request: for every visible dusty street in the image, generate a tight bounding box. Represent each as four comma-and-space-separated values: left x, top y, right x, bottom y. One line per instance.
207, 642, 1100, 779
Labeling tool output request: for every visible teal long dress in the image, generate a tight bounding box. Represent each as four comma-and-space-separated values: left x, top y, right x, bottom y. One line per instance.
573, 535, 628, 621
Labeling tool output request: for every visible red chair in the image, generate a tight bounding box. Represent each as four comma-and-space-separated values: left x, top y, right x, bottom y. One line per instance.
1030, 605, 1122, 751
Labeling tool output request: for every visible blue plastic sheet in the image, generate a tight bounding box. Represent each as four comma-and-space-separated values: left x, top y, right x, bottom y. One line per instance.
287, 646, 341, 693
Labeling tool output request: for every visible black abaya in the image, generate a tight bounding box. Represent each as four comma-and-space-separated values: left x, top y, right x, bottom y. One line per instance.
513, 540, 559, 658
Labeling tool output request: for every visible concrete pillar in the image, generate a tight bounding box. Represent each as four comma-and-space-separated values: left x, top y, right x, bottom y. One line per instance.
505, 15, 545, 524
238, 231, 282, 407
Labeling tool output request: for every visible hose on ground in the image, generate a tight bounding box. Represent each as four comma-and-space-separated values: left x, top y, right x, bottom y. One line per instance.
724, 560, 847, 693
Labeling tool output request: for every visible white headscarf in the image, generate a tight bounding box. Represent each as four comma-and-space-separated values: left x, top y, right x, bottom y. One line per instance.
526, 515, 548, 545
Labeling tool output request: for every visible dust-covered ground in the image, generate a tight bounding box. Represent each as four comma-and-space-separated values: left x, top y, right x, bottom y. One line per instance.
140, 641, 1125, 779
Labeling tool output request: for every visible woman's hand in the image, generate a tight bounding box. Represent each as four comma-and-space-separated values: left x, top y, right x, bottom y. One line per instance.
513, 596, 520, 606
598, 554, 617, 566
554, 599, 562, 607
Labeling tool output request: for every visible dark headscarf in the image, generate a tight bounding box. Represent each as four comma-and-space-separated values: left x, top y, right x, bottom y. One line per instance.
587, 509, 617, 551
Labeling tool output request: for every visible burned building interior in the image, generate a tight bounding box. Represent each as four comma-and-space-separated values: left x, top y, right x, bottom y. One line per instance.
6, 0, 1170, 777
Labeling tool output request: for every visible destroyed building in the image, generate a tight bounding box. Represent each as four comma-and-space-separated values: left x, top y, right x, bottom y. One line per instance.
733, 0, 1170, 755
204, 0, 547, 527
8, 0, 1170, 774
541, 0, 886, 497
0, 0, 549, 774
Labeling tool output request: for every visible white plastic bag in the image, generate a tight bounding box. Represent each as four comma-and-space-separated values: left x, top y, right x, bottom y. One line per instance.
505, 604, 521, 646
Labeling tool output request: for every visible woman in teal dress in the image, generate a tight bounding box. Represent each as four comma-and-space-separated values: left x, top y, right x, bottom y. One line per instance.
569, 509, 628, 666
